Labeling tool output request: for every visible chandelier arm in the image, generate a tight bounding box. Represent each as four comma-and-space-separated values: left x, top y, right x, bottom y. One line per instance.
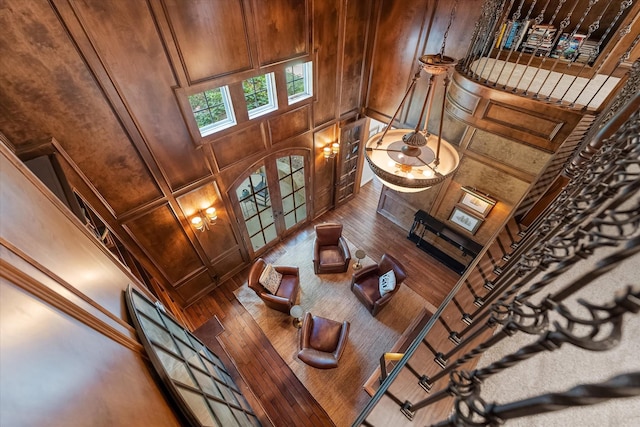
373, 65, 423, 147
421, 74, 437, 136
435, 74, 451, 166
415, 74, 435, 133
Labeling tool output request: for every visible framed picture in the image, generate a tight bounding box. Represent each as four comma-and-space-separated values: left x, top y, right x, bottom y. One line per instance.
459, 186, 496, 217
449, 206, 484, 234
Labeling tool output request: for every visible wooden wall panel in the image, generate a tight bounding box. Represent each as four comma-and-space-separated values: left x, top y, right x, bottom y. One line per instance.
1, 145, 182, 426
175, 269, 217, 305
449, 72, 585, 152
268, 105, 311, 144
339, 0, 371, 118
312, 124, 338, 216
72, 0, 211, 190
124, 205, 203, 284
175, 182, 240, 263
313, 0, 340, 126
212, 124, 266, 170
161, 0, 253, 83
252, 0, 309, 65
366, 0, 431, 119
0, 1, 161, 215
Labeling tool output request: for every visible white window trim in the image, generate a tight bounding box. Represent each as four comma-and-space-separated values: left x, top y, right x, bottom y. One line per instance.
247, 73, 278, 120
198, 86, 236, 137
287, 62, 313, 105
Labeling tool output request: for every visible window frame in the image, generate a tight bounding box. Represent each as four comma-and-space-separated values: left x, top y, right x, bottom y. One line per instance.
243, 72, 278, 120
188, 85, 237, 137
286, 61, 313, 105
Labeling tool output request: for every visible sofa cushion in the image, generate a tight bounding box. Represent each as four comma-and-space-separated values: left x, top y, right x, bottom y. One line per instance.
379, 270, 396, 297
259, 264, 282, 294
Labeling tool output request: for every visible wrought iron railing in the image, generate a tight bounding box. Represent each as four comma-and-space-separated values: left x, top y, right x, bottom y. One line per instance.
353, 58, 640, 426
458, 0, 639, 111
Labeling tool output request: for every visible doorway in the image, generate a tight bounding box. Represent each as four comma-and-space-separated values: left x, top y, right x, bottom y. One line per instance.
230, 150, 310, 258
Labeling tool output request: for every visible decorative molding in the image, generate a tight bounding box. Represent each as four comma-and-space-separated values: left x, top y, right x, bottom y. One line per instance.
0, 256, 144, 354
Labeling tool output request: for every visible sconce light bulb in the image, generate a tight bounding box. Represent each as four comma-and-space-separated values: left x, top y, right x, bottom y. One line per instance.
205, 207, 217, 222
323, 146, 331, 159
191, 216, 205, 231
331, 142, 340, 155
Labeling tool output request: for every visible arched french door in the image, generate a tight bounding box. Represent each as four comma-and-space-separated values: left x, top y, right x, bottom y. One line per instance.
230, 149, 310, 258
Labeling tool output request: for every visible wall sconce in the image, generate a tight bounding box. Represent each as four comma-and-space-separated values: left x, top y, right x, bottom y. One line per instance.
323, 142, 340, 160
191, 206, 217, 232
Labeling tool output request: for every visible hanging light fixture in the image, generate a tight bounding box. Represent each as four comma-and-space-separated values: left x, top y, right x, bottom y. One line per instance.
365, 1, 460, 193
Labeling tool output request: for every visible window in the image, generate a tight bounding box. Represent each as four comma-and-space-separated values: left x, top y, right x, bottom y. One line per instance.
125, 286, 260, 426
285, 61, 313, 104
243, 73, 277, 119
188, 86, 236, 137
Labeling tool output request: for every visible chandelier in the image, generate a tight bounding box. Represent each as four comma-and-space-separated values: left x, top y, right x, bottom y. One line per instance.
365, 2, 460, 193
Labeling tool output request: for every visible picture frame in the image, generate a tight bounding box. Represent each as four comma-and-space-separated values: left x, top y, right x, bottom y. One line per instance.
459, 186, 496, 217
449, 206, 484, 234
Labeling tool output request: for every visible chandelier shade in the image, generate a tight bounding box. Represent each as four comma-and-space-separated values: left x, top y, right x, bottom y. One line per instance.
365, 128, 460, 192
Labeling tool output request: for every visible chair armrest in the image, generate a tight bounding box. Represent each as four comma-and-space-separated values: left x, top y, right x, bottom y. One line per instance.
313, 239, 320, 263
275, 265, 299, 276
333, 321, 350, 359
299, 312, 313, 349
338, 237, 351, 262
351, 264, 378, 284
261, 292, 293, 306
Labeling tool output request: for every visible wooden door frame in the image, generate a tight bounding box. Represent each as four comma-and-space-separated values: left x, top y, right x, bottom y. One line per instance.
227, 148, 312, 259
334, 117, 368, 207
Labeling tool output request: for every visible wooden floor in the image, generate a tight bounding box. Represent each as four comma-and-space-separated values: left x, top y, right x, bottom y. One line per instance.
186, 178, 461, 426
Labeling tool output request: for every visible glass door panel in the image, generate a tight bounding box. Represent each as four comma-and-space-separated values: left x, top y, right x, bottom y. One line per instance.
277, 155, 307, 230
235, 165, 277, 252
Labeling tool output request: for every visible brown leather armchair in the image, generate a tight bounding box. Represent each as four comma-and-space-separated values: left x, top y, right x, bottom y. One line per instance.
313, 223, 351, 274
297, 312, 350, 369
248, 258, 300, 314
350, 253, 407, 317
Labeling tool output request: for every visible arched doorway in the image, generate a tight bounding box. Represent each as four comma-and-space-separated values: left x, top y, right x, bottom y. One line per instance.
229, 149, 310, 258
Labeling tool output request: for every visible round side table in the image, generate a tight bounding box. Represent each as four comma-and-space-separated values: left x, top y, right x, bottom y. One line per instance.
353, 249, 366, 270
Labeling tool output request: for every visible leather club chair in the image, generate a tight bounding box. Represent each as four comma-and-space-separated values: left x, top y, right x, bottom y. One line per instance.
313, 222, 351, 274
350, 253, 407, 317
248, 258, 300, 314
297, 312, 350, 369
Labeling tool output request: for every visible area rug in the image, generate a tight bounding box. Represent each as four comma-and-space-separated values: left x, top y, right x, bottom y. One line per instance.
234, 236, 432, 426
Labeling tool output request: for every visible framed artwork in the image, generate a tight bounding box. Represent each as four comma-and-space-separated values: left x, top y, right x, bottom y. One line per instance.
449, 206, 484, 234
459, 186, 496, 217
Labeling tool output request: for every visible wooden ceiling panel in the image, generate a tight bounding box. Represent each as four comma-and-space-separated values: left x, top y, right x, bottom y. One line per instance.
162, 0, 253, 83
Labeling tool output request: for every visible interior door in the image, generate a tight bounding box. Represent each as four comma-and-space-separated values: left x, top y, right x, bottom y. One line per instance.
334, 118, 368, 207
231, 150, 309, 258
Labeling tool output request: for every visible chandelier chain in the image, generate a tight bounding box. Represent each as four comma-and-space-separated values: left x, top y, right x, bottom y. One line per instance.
440, 0, 460, 58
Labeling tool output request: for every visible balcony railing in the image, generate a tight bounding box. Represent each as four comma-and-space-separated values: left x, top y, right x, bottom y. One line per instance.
458, 0, 639, 111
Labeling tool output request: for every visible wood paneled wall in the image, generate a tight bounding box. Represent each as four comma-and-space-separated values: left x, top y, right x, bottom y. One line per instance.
0, 0, 369, 306
0, 142, 183, 426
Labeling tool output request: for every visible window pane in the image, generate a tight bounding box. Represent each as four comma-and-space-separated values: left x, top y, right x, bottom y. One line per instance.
243, 73, 277, 119
282, 195, 294, 213
264, 224, 277, 244
188, 86, 236, 136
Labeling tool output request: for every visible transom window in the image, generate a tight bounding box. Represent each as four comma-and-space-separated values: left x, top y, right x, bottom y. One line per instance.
286, 61, 313, 105
243, 73, 277, 119
188, 86, 236, 137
